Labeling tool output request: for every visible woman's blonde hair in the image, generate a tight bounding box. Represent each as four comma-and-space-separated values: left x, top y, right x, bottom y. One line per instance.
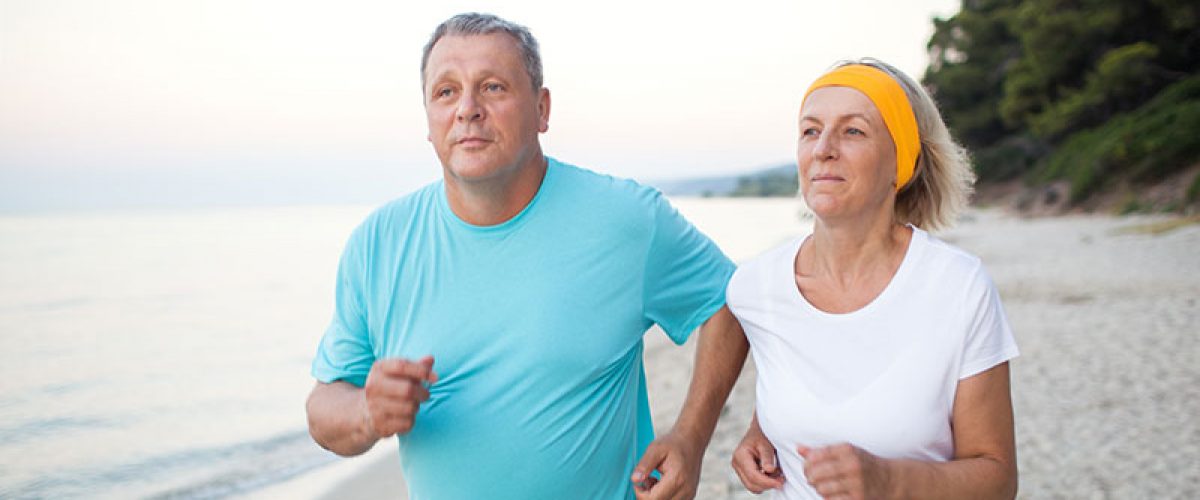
833, 58, 975, 231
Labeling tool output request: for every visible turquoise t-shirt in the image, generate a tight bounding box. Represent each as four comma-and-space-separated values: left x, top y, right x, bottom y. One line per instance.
312, 158, 734, 500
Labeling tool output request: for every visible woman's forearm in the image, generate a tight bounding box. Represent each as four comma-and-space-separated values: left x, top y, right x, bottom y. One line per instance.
883, 447, 1017, 499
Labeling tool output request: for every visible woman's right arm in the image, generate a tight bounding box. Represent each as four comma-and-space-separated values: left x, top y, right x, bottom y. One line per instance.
731, 411, 786, 493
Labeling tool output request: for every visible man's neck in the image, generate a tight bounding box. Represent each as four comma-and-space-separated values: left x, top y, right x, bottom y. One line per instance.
443, 155, 549, 226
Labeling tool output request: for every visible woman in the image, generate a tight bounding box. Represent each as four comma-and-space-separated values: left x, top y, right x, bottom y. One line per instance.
727, 59, 1019, 499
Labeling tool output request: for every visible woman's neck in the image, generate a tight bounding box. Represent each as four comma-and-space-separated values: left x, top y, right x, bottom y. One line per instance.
802, 212, 911, 287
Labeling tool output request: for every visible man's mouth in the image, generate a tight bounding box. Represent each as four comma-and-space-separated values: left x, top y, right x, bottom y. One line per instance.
456, 136, 490, 146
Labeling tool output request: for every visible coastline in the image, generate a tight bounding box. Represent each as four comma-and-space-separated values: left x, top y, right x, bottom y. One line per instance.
238, 438, 405, 500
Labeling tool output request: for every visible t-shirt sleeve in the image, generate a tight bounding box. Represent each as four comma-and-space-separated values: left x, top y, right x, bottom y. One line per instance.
311, 225, 376, 387
642, 191, 736, 345
959, 265, 1019, 379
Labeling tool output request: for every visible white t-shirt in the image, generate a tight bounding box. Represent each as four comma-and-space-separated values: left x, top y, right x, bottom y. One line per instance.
726, 227, 1018, 499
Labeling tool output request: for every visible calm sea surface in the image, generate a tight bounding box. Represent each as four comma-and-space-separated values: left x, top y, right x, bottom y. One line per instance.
0, 199, 807, 498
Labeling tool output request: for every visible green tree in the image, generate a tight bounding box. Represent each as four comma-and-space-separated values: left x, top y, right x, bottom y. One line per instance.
924, 0, 1200, 207
730, 170, 798, 197
1029, 42, 1163, 138
999, 0, 1192, 138
924, 0, 1023, 150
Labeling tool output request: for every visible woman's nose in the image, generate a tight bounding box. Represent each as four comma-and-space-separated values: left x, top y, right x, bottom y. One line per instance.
812, 131, 838, 161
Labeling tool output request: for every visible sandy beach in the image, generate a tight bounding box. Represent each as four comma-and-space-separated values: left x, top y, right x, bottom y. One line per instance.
289, 201, 1200, 499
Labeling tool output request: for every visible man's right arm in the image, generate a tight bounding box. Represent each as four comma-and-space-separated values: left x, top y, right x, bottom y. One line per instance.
306, 356, 438, 457
306, 380, 380, 456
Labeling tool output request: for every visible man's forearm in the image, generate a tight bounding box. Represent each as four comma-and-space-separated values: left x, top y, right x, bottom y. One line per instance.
306, 381, 379, 457
672, 306, 749, 445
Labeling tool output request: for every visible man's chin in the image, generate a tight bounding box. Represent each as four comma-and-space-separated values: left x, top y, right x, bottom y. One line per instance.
444, 159, 508, 183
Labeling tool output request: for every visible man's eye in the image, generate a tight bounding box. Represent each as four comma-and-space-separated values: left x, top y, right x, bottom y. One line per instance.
484, 83, 503, 92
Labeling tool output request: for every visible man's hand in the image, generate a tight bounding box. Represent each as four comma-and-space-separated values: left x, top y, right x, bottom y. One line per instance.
731, 416, 784, 493
798, 443, 891, 500
362, 356, 439, 438
630, 429, 703, 500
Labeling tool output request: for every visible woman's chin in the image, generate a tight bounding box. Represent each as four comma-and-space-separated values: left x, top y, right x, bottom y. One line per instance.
803, 195, 844, 219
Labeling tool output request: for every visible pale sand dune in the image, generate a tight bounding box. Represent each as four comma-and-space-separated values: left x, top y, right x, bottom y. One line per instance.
279, 203, 1199, 499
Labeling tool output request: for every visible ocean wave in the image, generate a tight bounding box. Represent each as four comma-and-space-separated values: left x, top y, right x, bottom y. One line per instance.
5, 429, 337, 499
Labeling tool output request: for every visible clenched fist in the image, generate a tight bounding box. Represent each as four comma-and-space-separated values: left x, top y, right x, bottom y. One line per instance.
362, 356, 439, 438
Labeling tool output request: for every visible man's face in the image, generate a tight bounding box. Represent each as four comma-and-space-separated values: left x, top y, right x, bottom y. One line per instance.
423, 33, 550, 183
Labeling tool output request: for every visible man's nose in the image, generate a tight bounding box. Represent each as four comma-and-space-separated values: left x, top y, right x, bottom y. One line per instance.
456, 92, 483, 122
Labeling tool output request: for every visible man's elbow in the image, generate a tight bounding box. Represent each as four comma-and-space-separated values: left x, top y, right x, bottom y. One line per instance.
313, 433, 375, 458
305, 384, 374, 457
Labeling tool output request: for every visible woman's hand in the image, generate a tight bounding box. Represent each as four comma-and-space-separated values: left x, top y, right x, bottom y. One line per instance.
797, 443, 891, 500
731, 416, 784, 493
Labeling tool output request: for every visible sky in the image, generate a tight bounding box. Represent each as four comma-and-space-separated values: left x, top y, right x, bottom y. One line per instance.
0, 0, 960, 211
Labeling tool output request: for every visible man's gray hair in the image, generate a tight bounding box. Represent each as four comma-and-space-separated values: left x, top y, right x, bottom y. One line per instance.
420, 12, 543, 91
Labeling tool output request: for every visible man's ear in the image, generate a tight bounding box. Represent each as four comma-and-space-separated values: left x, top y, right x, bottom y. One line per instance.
537, 87, 551, 133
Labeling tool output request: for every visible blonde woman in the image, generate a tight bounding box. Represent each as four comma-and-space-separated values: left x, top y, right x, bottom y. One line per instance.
727, 59, 1018, 499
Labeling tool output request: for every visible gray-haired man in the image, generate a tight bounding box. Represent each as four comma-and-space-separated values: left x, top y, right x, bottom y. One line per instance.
304, 12, 747, 499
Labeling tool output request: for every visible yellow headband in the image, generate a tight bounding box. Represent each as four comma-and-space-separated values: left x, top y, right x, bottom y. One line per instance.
802, 64, 921, 191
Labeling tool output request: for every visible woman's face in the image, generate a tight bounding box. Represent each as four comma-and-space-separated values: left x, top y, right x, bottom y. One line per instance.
796, 86, 898, 222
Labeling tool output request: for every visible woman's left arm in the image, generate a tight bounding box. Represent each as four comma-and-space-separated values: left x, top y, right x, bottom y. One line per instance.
800, 362, 1017, 500
888, 361, 1017, 499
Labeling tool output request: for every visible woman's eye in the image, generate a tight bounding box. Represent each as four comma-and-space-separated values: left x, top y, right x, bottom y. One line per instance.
801, 127, 820, 137
847, 127, 865, 136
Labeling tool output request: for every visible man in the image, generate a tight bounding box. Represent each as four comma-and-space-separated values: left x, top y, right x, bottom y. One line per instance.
305, 12, 747, 500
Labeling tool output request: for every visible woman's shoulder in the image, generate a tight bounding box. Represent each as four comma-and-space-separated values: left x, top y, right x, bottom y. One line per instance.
912, 227, 995, 291
727, 236, 802, 310
730, 235, 804, 285
743, 235, 805, 268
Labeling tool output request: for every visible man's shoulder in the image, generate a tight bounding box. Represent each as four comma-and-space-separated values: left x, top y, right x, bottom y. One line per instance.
348, 181, 442, 244
548, 157, 665, 209
376, 180, 441, 215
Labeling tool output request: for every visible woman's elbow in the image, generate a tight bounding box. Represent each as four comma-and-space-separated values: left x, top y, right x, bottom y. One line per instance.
988, 455, 1019, 500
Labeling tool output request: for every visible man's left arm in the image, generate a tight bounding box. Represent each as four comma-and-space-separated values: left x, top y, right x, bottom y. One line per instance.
631, 305, 748, 500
